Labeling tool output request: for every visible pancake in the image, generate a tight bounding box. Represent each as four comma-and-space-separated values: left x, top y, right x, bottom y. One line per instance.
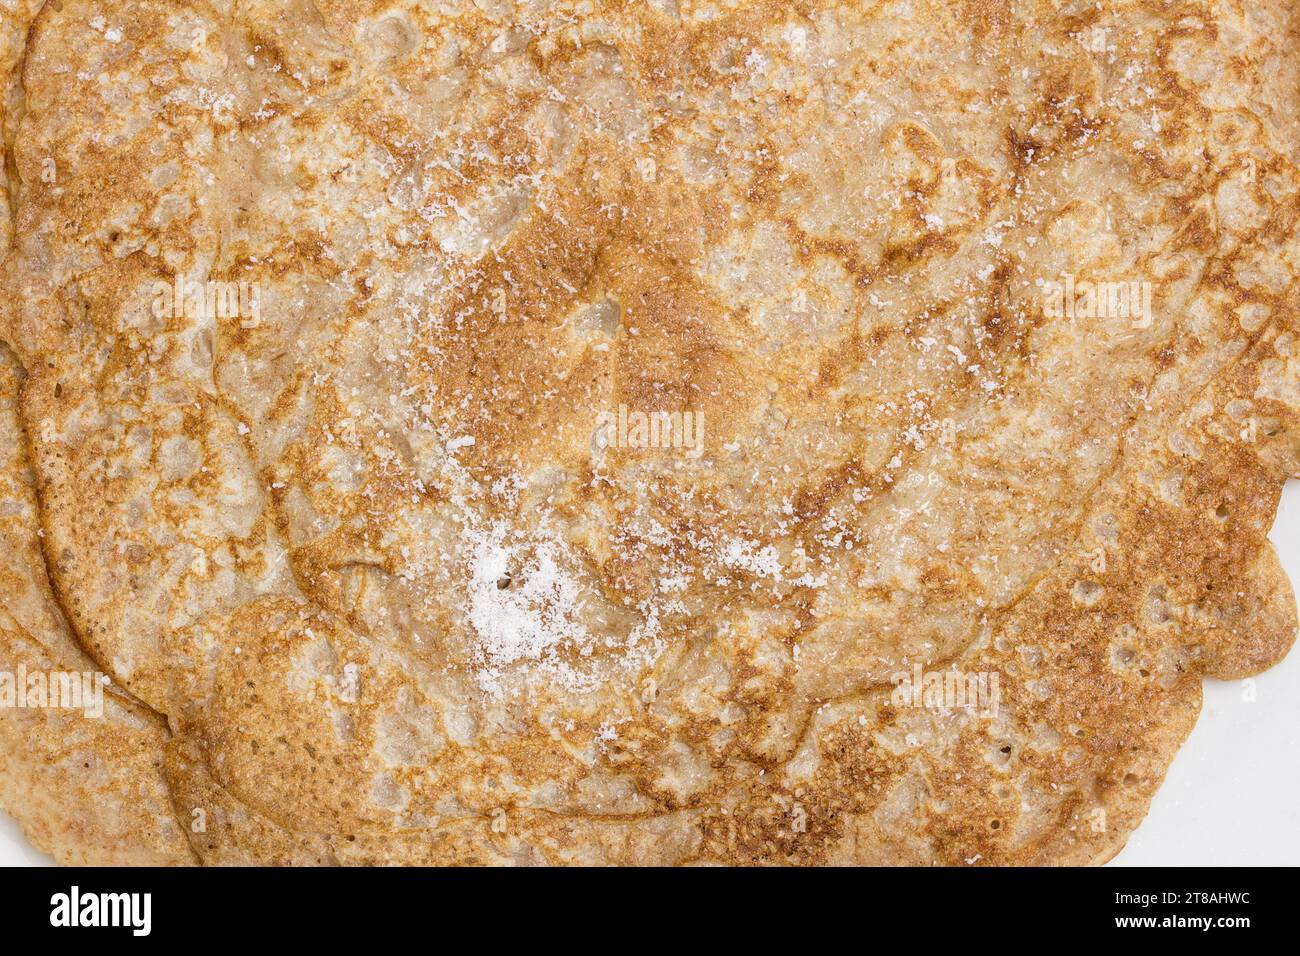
0, 0, 1297, 864
0, 0, 191, 867
0, 343, 192, 864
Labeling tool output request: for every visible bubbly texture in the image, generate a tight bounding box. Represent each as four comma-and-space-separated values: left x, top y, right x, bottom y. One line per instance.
0, 0, 1298, 864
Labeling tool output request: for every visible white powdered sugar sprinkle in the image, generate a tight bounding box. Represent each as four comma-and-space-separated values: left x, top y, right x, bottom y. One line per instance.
461, 518, 666, 696
463, 521, 595, 694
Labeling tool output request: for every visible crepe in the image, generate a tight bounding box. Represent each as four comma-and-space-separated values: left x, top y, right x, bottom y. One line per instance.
0, 342, 193, 864
0, 0, 1297, 865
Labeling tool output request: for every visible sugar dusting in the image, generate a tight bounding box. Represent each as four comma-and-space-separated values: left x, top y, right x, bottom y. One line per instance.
463, 521, 595, 694
461, 512, 669, 696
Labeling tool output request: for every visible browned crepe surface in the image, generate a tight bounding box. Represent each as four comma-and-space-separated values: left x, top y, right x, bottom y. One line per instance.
0, 0, 1297, 865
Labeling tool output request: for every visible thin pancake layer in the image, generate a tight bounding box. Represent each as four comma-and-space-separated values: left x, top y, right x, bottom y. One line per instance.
0, 0, 1296, 864
0, 344, 192, 865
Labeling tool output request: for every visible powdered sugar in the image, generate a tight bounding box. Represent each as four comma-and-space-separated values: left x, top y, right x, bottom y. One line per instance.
719, 537, 783, 580
461, 516, 668, 696
463, 521, 595, 694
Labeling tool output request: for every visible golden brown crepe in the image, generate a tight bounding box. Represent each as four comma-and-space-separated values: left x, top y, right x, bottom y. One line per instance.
0, 0, 1296, 865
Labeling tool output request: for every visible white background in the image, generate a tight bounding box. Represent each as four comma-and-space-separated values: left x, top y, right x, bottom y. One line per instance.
2, 482, 1297, 866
